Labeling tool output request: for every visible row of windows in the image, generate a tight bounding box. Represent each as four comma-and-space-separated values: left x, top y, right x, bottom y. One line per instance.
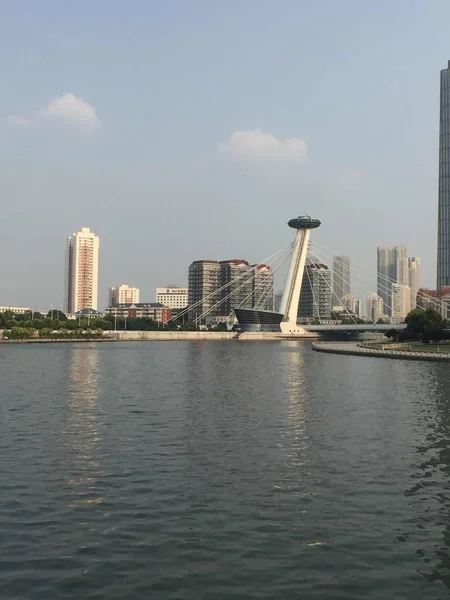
440, 133, 450, 149
440, 121, 450, 135
439, 161, 450, 178
438, 179, 450, 192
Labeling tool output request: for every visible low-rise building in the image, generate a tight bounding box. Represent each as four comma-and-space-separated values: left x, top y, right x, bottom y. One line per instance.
104, 303, 171, 324
156, 287, 188, 310
66, 308, 103, 321
417, 287, 450, 318
0, 306, 31, 315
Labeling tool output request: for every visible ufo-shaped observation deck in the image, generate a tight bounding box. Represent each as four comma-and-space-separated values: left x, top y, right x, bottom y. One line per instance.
287, 216, 321, 229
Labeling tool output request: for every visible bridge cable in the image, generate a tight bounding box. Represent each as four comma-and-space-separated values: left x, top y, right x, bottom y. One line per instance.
194, 243, 293, 324
243, 249, 292, 312
306, 247, 359, 326
310, 240, 446, 317
308, 243, 378, 325
172, 243, 292, 322
195, 246, 290, 325
304, 258, 322, 323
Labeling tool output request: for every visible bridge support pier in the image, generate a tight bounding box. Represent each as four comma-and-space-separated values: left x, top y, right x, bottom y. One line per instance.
279, 217, 320, 334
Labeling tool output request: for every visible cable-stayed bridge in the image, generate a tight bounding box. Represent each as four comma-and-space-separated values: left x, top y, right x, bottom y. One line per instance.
173, 214, 437, 336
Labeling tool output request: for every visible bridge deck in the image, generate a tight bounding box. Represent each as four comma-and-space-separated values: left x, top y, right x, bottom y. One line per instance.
304, 324, 406, 332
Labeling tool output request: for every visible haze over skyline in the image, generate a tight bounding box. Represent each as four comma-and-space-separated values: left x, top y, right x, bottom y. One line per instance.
0, 0, 448, 308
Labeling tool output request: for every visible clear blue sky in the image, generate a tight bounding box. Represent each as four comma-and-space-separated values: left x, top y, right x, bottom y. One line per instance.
0, 0, 448, 309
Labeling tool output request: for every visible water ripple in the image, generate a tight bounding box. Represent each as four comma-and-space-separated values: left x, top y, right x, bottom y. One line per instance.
1, 343, 450, 598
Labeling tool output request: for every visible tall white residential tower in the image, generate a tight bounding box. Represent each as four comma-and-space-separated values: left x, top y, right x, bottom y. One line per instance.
408, 257, 420, 309
65, 227, 100, 314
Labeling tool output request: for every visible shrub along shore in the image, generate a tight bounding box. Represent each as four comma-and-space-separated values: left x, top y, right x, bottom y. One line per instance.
0, 309, 215, 340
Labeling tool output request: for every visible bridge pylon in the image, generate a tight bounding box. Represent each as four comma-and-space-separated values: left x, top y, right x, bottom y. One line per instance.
280, 216, 321, 334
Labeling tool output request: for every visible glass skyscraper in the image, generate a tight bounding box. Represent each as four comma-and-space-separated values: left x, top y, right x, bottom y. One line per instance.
332, 255, 350, 302
437, 60, 450, 289
377, 246, 408, 316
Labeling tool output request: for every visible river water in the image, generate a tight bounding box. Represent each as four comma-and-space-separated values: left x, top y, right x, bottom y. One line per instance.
1, 341, 450, 599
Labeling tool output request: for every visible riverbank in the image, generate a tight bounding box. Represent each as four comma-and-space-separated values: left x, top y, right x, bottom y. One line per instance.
312, 341, 450, 361
0, 330, 318, 343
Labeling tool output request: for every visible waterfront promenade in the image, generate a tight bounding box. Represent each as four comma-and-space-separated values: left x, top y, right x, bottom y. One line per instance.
312, 341, 450, 361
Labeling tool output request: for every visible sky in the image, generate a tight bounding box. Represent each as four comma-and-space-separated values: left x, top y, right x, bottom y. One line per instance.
0, 0, 449, 310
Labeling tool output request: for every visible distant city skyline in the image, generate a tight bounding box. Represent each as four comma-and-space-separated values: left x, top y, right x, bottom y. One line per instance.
0, 4, 446, 307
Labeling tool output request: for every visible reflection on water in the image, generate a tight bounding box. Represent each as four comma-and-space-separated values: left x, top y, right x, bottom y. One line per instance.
277, 343, 309, 474
66, 344, 104, 505
405, 365, 450, 590
4, 343, 450, 599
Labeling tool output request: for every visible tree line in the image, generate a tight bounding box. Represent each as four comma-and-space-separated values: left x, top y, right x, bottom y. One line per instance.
0, 310, 203, 339
386, 308, 450, 343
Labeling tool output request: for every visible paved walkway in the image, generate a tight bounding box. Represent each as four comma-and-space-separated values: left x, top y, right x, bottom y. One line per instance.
312, 342, 450, 362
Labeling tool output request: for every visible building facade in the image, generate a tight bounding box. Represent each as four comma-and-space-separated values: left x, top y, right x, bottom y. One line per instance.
417, 287, 450, 318
0, 306, 31, 315
408, 257, 421, 309
188, 260, 222, 322
252, 264, 274, 311
274, 290, 283, 312
377, 245, 408, 316
104, 303, 171, 324
332, 255, 350, 302
392, 283, 412, 323
188, 259, 274, 323
219, 260, 253, 315
65, 227, 99, 314
298, 263, 332, 321
109, 285, 139, 306
156, 287, 188, 310
341, 293, 361, 317
438, 60, 450, 289
366, 293, 385, 323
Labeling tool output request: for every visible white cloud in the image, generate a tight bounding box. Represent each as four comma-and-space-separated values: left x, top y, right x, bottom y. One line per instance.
38, 93, 100, 130
218, 129, 308, 163
336, 168, 363, 193
5, 93, 100, 132
6, 115, 29, 127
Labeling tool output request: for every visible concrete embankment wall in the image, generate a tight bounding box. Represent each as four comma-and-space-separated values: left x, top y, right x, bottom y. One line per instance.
312, 342, 450, 362
0, 330, 318, 343
103, 331, 236, 341
104, 331, 317, 341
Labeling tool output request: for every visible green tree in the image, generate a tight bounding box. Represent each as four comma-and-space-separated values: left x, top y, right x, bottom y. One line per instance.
39, 327, 53, 338
405, 308, 443, 336
10, 327, 37, 339
46, 310, 68, 321
385, 328, 400, 341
